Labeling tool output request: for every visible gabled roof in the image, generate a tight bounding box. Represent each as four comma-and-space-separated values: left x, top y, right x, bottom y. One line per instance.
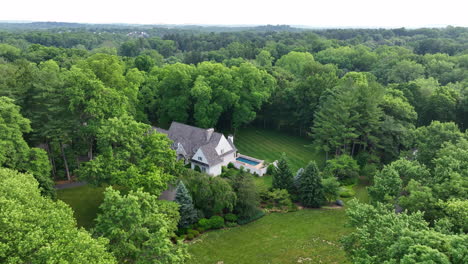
154, 122, 236, 166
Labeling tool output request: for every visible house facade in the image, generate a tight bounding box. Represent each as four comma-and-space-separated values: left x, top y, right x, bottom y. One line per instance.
154, 122, 237, 176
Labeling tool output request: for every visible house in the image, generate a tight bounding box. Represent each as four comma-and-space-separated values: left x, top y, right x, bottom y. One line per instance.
154, 122, 237, 176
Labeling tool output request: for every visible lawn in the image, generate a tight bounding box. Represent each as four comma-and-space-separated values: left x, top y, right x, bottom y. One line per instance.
57, 185, 107, 229
188, 209, 351, 264
234, 127, 324, 172
189, 127, 369, 264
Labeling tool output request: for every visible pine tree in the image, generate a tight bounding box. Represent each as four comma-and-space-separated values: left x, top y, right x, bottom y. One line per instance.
272, 153, 294, 192
298, 161, 325, 208
174, 181, 198, 228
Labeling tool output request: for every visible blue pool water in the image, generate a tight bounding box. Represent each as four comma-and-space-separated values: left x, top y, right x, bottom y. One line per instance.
236, 157, 260, 166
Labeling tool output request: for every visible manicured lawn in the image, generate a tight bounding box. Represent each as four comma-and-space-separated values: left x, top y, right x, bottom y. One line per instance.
235, 127, 324, 172
189, 209, 352, 264
189, 128, 369, 264
57, 185, 107, 229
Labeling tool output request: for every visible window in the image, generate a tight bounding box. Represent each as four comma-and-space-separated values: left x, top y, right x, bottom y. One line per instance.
201, 167, 206, 172
221, 149, 224, 154
198, 156, 202, 161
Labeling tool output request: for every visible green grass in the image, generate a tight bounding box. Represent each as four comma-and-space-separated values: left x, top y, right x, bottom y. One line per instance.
57, 185, 107, 229
189, 127, 370, 264
189, 209, 352, 264
235, 127, 324, 172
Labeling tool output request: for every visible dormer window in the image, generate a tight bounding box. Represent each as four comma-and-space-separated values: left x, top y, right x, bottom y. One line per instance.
198, 157, 202, 161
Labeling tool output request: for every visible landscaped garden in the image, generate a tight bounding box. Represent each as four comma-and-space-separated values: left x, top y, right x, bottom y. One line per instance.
188, 127, 369, 264
57, 126, 369, 263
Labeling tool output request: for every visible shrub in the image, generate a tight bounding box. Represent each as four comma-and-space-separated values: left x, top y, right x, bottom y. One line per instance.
226, 222, 238, 228
209, 215, 224, 229
261, 189, 293, 210
266, 164, 276, 175
338, 186, 356, 198
175, 228, 188, 236
322, 177, 340, 202
198, 218, 210, 230
187, 229, 199, 237
227, 162, 235, 169
237, 210, 265, 225
194, 165, 201, 172
186, 234, 194, 240
323, 155, 359, 185
224, 213, 238, 222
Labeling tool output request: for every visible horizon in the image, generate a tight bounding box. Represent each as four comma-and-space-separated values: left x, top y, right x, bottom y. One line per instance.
2, 0, 467, 28
0, 20, 463, 30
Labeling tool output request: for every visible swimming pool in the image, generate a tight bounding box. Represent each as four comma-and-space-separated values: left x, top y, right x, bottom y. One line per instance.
236, 157, 260, 166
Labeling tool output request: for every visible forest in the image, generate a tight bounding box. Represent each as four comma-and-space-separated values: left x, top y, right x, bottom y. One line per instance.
0, 23, 467, 263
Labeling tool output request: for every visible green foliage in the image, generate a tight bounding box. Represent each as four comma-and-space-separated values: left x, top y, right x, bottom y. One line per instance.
209, 216, 225, 229
297, 161, 325, 208
79, 115, 178, 196
342, 200, 467, 264
272, 153, 294, 192
0, 168, 115, 263
368, 165, 402, 203
0, 97, 55, 198
260, 188, 294, 211
175, 181, 198, 228
322, 176, 340, 202
197, 216, 225, 230
413, 121, 464, 166
338, 185, 356, 198
224, 213, 238, 222
94, 187, 188, 264
323, 154, 360, 184
181, 169, 236, 217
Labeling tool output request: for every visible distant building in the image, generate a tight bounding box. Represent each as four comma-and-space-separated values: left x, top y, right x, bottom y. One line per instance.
154, 122, 237, 176
154, 122, 270, 176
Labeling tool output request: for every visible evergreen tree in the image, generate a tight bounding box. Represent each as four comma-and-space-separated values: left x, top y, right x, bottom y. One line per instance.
272, 153, 294, 192
298, 161, 325, 208
175, 181, 198, 228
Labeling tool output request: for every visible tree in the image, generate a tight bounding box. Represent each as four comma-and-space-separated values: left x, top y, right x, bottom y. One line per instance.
226, 170, 260, 221
342, 200, 466, 264
231, 62, 275, 129
378, 89, 417, 162
181, 169, 237, 217
323, 154, 360, 184
174, 181, 198, 228
298, 161, 325, 208
276, 51, 315, 77
0, 168, 115, 263
322, 176, 340, 203
413, 121, 464, 166
388, 60, 425, 83
255, 50, 273, 68
272, 153, 294, 192
368, 165, 402, 203
94, 187, 188, 264
0, 96, 55, 198
78, 115, 179, 196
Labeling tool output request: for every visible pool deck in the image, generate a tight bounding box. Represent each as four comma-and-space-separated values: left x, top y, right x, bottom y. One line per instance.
235, 154, 265, 170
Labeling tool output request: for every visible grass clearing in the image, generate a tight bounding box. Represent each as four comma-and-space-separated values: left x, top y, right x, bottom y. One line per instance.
57, 185, 107, 229
189, 209, 351, 264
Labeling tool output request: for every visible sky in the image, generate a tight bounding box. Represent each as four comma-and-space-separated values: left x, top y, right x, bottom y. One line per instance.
1, 0, 467, 28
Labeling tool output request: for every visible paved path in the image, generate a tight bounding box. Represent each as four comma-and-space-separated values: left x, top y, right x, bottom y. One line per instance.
55, 181, 87, 190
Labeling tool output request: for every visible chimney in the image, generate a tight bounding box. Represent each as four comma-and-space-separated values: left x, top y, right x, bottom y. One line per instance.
228, 135, 234, 143
206, 128, 214, 141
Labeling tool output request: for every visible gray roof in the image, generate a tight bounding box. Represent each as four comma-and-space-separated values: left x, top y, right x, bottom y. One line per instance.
154, 122, 236, 166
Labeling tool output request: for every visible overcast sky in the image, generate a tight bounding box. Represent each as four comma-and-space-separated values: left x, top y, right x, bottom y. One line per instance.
1, 0, 467, 28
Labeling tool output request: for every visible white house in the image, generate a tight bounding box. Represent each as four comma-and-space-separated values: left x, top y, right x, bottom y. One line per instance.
154, 122, 237, 176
